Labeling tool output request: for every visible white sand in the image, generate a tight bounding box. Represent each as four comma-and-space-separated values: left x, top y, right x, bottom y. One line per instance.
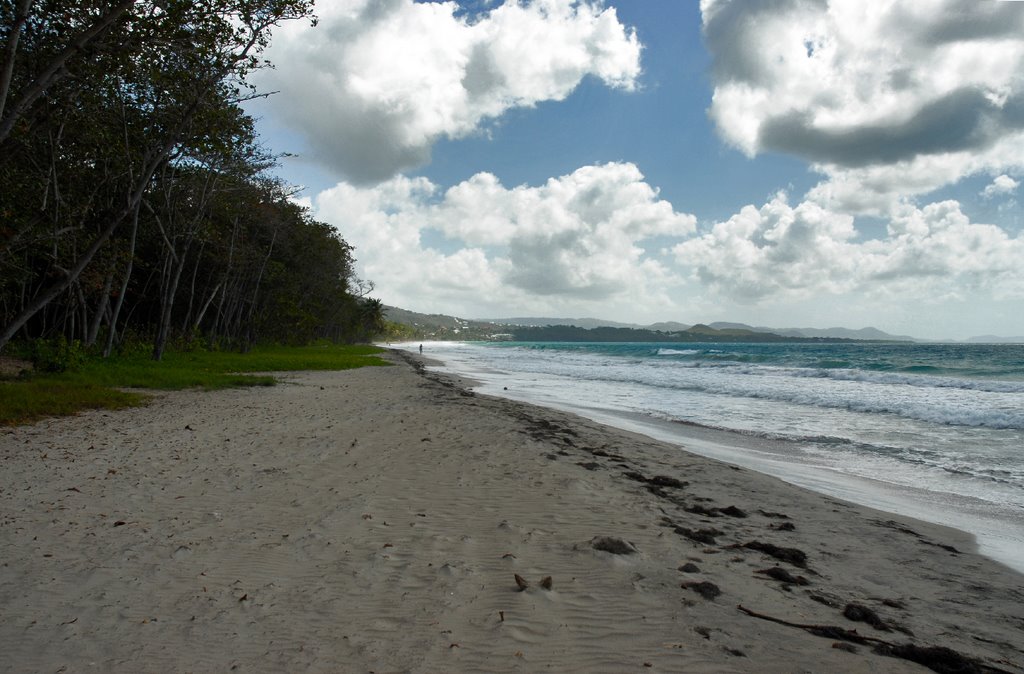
1, 351, 1022, 673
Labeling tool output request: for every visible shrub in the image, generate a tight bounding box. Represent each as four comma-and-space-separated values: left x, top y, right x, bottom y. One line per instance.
30, 336, 87, 373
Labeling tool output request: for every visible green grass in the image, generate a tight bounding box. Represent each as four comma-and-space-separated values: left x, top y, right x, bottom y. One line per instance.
0, 343, 389, 426
0, 380, 146, 426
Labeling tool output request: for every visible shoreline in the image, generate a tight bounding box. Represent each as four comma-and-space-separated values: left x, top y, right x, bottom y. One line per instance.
487, 394, 1024, 574
1, 352, 1022, 672
413, 342, 1024, 575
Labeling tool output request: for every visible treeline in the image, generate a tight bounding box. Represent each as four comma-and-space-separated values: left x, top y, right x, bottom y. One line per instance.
0, 0, 383, 360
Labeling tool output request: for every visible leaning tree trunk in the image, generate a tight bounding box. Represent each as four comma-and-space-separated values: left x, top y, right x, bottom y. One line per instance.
85, 271, 113, 346
152, 236, 193, 361
103, 199, 141, 357
0, 0, 136, 146
0, 133, 177, 354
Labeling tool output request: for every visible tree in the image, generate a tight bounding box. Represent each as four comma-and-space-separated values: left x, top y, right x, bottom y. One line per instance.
0, 0, 138, 145
0, 0, 315, 353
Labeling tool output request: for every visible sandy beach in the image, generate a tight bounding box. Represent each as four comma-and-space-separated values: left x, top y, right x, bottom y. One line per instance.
1, 350, 1022, 673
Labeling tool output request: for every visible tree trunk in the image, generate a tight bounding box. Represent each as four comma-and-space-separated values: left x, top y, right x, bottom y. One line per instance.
152, 238, 192, 361
181, 241, 205, 333
0, 207, 128, 350
0, 94, 201, 354
86, 271, 113, 346
0, 0, 34, 130
207, 216, 239, 346
103, 200, 141, 358
242, 226, 278, 346
192, 280, 222, 333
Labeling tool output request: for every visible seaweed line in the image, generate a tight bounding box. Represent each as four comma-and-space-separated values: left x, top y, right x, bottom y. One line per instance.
736, 605, 1017, 674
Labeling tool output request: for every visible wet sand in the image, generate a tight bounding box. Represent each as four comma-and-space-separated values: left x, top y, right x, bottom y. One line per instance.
1, 351, 1021, 672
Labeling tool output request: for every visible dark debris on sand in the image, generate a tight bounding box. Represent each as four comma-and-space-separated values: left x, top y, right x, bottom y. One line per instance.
754, 566, 809, 586
623, 471, 688, 490
738, 541, 808, 568
738, 605, 1014, 674
844, 603, 891, 631
872, 643, 1007, 674
590, 536, 638, 555
718, 505, 748, 518
682, 581, 722, 600
674, 526, 723, 545
685, 503, 748, 518
844, 603, 914, 636
871, 518, 961, 555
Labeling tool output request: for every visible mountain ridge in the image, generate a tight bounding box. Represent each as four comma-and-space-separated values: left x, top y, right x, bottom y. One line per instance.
483, 315, 918, 341
385, 306, 1023, 343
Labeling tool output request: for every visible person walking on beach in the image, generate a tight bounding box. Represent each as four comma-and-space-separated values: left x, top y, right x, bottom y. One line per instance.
419, 344, 423, 353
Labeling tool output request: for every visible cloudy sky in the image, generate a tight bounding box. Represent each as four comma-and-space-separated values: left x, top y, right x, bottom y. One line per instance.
248, 0, 1024, 340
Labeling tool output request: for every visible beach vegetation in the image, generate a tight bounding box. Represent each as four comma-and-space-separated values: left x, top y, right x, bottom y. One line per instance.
0, 342, 388, 426
28, 335, 88, 373
0, 0, 389, 358
0, 379, 145, 426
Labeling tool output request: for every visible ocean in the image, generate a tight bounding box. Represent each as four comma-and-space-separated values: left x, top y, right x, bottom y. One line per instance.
400, 340, 1024, 572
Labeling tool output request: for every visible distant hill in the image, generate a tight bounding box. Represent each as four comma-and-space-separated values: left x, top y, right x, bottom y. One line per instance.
784, 326, 917, 341
688, 323, 766, 337
965, 335, 1024, 344
708, 322, 917, 342
489, 317, 916, 341
382, 306, 504, 340
385, 306, 469, 330
503, 323, 879, 344
646, 321, 692, 332
385, 307, 925, 343
484, 316, 637, 329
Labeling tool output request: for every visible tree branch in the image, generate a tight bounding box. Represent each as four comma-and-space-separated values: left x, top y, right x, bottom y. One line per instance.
0, 0, 137, 145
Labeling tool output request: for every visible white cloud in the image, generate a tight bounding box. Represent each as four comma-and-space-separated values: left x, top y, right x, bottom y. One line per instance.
672, 194, 860, 301
312, 162, 694, 316
981, 174, 1020, 199
701, 0, 1024, 213
314, 158, 1023, 325
672, 194, 1024, 303
259, 0, 641, 184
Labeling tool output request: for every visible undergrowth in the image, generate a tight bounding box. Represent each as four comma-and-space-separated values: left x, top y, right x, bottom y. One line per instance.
0, 343, 389, 426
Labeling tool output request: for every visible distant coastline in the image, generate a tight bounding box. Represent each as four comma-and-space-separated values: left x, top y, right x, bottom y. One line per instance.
506, 323, 871, 343
384, 305, 1023, 344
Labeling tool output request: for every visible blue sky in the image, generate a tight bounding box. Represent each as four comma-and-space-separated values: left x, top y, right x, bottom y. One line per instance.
423, 3, 817, 222
249, 0, 1024, 340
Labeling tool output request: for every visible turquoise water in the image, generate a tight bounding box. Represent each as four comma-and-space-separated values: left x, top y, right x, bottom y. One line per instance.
493, 341, 1024, 429
407, 340, 1024, 570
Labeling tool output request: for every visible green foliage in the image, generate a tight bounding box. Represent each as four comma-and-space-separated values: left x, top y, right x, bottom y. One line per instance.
30, 336, 87, 373
1, 0, 335, 353
0, 343, 389, 426
63, 343, 389, 391
380, 320, 418, 341
0, 381, 144, 427
1, 0, 395, 423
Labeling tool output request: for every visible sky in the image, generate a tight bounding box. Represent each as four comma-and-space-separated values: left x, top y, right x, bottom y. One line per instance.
246, 0, 1024, 341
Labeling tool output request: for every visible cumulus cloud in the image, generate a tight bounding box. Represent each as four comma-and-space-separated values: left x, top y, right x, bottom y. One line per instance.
671, 194, 860, 301
314, 158, 1023, 319
701, 0, 1024, 212
803, 140, 1024, 214
981, 174, 1020, 199
259, 0, 641, 184
673, 194, 1024, 303
312, 162, 694, 315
